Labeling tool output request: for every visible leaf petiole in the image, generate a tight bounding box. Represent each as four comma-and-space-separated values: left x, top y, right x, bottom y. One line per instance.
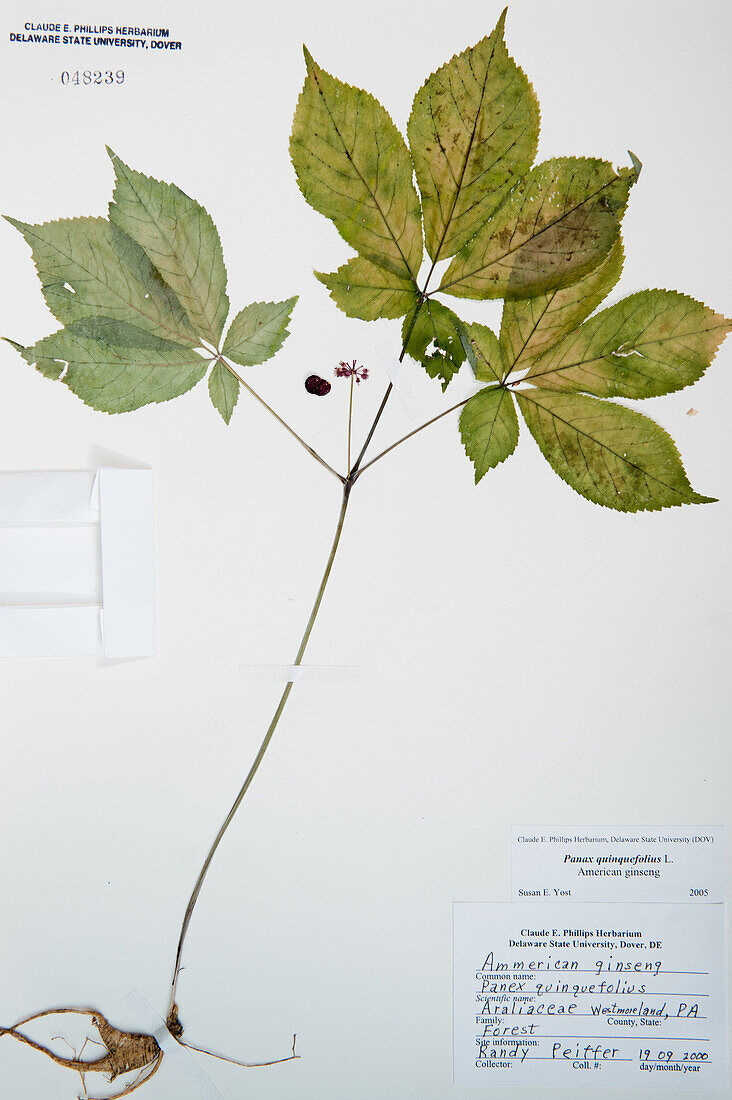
350, 295, 428, 474
216, 353, 345, 483
354, 391, 494, 479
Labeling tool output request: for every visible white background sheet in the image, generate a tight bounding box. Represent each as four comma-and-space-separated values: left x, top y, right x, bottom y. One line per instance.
0, 3, 730, 1099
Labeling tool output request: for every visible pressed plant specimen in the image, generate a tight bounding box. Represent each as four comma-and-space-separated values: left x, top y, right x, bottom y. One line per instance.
1, 9, 729, 1098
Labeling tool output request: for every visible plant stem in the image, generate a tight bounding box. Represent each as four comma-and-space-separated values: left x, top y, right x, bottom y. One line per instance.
218, 355, 344, 484
168, 481, 352, 1017
168, 299, 460, 1021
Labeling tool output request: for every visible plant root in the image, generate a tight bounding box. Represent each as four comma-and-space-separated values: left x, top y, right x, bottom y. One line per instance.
3, 1004, 300, 1096
180, 1030, 300, 1068
1, 1008, 162, 1099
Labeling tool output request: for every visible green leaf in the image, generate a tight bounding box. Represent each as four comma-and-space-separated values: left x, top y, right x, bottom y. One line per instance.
440, 156, 639, 300
408, 10, 540, 262
65, 316, 192, 350
402, 299, 466, 390
516, 389, 714, 511
221, 297, 297, 367
500, 238, 624, 374
19, 326, 209, 412
315, 258, 418, 321
5, 216, 196, 345
109, 221, 198, 341
461, 322, 506, 382
290, 49, 423, 282
208, 361, 240, 424
107, 149, 229, 346
460, 386, 519, 482
525, 290, 732, 397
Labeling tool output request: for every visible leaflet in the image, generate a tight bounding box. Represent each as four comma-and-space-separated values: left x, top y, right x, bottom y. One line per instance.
454, 902, 727, 1089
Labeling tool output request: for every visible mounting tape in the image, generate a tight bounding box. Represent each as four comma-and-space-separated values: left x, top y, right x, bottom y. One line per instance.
375, 342, 425, 422
125, 990, 223, 1099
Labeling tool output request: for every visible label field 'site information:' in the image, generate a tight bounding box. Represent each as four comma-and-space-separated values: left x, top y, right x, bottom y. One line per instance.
453, 903, 727, 1088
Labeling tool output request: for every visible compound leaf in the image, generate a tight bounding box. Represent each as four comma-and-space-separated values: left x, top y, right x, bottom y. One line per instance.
500, 237, 624, 374
208, 361, 240, 423
516, 388, 714, 511
19, 325, 209, 412
108, 149, 229, 346
5, 216, 196, 345
525, 289, 732, 397
315, 257, 418, 320
440, 155, 639, 300
290, 49, 423, 282
222, 297, 297, 367
460, 385, 519, 482
402, 299, 466, 390
408, 10, 540, 262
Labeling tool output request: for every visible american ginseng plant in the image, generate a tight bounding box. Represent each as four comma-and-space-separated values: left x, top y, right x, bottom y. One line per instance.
1, 10, 729, 1098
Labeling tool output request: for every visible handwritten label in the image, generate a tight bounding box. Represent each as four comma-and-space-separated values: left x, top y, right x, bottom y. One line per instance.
454, 903, 727, 1089
511, 826, 724, 903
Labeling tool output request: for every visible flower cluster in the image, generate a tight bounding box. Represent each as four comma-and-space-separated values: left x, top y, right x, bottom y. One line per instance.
335, 360, 369, 383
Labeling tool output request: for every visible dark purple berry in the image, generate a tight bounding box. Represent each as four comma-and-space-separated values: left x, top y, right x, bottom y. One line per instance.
305, 374, 331, 396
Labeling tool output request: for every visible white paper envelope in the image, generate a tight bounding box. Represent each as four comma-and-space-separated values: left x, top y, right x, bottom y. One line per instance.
0, 467, 156, 658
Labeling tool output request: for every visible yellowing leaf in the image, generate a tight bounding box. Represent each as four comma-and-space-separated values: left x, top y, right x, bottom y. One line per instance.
19, 325, 209, 412
461, 322, 505, 382
5, 216, 196, 345
221, 298, 297, 367
516, 388, 714, 511
208, 361, 240, 424
460, 386, 519, 482
290, 49, 423, 282
525, 290, 732, 397
408, 11, 539, 262
440, 156, 639, 300
107, 149, 229, 347
500, 238, 624, 373
315, 257, 418, 320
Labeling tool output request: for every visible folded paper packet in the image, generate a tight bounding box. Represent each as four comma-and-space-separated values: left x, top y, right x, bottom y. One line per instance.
0, 467, 156, 658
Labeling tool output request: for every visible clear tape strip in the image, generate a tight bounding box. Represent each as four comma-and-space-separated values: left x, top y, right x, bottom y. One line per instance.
125, 989, 224, 1099
375, 342, 424, 422
237, 664, 360, 683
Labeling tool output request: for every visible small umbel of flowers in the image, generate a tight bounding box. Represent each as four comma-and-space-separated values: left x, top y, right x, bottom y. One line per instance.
335, 360, 369, 383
